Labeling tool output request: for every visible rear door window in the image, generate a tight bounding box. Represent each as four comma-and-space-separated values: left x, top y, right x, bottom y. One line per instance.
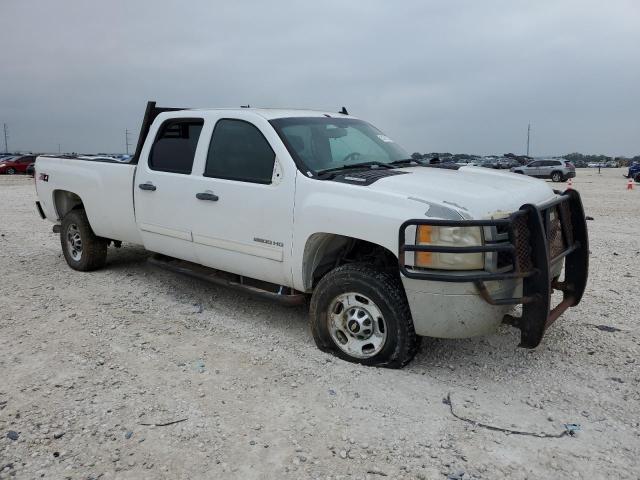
204, 119, 275, 184
149, 119, 204, 174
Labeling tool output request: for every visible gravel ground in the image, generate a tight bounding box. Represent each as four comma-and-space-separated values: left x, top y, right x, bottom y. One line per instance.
1, 168, 638, 480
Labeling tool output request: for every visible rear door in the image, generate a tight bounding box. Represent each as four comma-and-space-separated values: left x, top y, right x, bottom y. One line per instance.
189, 116, 296, 286
538, 160, 555, 178
134, 116, 204, 262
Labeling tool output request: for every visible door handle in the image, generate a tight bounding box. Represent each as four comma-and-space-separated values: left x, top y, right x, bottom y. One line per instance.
139, 183, 156, 191
196, 192, 219, 201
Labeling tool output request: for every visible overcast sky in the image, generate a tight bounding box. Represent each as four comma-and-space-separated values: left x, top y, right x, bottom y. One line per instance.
1, 0, 638, 156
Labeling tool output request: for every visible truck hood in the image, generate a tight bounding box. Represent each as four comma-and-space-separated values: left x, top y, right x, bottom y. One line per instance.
371, 166, 558, 219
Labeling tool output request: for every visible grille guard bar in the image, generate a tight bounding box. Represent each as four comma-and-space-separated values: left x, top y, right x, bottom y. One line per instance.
398, 189, 589, 348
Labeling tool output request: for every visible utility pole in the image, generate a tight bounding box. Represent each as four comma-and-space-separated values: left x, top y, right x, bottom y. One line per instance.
58, 143, 61, 154
526, 122, 531, 157
125, 129, 132, 155
3, 123, 8, 153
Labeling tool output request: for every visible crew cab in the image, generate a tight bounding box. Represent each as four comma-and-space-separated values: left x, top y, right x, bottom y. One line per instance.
34, 102, 589, 368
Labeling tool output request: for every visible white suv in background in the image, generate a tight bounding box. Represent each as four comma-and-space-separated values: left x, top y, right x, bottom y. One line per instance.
511, 159, 576, 182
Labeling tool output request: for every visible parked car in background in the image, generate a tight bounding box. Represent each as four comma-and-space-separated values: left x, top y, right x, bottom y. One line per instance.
495, 158, 520, 169
0, 155, 37, 174
511, 159, 576, 182
625, 162, 640, 182
78, 155, 126, 163
26, 163, 35, 176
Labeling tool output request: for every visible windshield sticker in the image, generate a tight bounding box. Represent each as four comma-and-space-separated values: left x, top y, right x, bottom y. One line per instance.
376, 134, 394, 143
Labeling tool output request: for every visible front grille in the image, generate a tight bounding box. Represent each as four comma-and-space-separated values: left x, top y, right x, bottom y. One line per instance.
494, 213, 533, 271
496, 203, 570, 273
559, 201, 574, 245
547, 207, 565, 260
512, 213, 534, 271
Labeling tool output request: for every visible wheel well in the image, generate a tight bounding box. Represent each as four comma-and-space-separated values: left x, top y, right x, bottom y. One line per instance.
302, 233, 398, 291
53, 190, 84, 220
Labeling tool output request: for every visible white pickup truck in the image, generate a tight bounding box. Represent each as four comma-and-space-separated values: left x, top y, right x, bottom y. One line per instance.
35, 102, 589, 368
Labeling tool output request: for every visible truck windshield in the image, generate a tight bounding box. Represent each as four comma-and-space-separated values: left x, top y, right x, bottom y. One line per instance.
270, 117, 410, 175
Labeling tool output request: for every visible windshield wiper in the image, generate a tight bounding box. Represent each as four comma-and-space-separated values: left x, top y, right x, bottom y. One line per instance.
389, 158, 421, 167
316, 161, 394, 178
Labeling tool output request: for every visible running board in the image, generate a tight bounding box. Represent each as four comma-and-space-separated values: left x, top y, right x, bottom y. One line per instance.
148, 255, 306, 306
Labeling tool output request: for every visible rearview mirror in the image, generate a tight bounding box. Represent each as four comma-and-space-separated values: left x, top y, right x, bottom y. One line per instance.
325, 127, 347, 138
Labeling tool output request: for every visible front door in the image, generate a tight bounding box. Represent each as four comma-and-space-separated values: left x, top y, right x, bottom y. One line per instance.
134, 116, 204, 263
190, 117, 296, 287
525, 160, 542, 177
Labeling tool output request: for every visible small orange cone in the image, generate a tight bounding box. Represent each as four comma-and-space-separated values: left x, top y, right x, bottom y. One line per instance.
567, 178, 573, 190
628, 178, 634, 190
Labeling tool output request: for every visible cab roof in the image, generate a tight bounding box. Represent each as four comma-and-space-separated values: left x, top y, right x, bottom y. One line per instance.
186, 107, 355, 120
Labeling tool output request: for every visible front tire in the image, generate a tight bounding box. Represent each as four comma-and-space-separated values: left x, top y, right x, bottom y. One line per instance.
6, 167, 15, 175
309, 263, 419, 368
551, 171, 563, 182
60, 209, 108, 271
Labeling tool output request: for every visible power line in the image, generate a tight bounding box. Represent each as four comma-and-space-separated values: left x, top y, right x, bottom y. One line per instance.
3, 123, 8, 153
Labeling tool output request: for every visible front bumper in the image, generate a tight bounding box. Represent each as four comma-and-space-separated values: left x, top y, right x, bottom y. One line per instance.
398, 190, 589, 348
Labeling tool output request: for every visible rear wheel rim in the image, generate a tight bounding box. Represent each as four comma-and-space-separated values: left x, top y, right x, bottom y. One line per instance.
327, 292, 387, 359
552, 173, 561, 182
66, 223, 83, 261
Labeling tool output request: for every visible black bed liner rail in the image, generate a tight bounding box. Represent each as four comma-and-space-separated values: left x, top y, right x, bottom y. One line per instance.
131, 101, 187, 164
398, 189, 589, 348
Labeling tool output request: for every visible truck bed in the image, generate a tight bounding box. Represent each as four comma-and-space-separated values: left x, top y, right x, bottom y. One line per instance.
35, 156, 143, 245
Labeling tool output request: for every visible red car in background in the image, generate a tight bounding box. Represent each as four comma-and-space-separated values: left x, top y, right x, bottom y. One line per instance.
0, 155, 37, 174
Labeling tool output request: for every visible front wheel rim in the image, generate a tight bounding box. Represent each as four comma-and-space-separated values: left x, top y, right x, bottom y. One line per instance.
66, 223, 83, 261
327, 292, 387, 359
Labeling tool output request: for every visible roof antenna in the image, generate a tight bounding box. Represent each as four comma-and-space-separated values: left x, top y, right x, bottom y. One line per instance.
339, 106, 349, 115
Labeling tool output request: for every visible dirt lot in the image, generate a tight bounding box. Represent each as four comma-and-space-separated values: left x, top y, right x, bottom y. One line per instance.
1, 168, 638, 479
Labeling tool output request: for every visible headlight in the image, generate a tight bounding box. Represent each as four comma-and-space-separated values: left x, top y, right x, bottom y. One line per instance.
415, 225, 484, 270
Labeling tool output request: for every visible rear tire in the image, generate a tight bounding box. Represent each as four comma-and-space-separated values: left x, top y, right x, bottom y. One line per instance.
309, 263, 419, 368
60, 209, 108, 271
551, 171, 563, 182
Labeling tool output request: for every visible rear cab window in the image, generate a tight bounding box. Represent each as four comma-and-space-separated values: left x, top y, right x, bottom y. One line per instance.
149, 118, 204, 174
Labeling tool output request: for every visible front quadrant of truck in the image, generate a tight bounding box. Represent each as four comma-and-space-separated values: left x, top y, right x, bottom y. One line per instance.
34, 101, 589, 368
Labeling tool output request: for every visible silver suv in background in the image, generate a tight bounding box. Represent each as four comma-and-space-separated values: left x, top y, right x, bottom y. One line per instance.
511, 159, 576, 182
